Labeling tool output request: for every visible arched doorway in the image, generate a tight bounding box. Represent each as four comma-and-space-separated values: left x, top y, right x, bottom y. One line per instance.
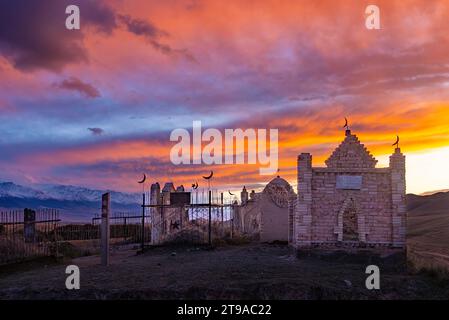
342, 198, 358, 241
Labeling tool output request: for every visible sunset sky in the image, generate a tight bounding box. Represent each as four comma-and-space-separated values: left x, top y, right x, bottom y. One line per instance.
0, 0, 449, 195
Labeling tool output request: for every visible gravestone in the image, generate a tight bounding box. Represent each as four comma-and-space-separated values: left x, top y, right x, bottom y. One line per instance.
24, 208, 36, 243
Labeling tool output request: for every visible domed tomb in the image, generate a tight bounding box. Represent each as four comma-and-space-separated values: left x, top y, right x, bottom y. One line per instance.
259, 176, 296, 242
263, 176, 295, 208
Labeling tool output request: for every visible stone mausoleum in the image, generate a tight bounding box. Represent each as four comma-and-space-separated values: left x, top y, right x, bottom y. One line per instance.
292, 128, 406, 249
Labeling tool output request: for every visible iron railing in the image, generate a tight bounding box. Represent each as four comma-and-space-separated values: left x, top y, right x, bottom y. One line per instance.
0, 208, 60, 265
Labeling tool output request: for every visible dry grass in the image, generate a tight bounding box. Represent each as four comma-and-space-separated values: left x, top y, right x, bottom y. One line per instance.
0, 236, 49, 265
407, 194, 449, 277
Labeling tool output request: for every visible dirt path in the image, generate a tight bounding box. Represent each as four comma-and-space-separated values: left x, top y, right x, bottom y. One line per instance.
415, 251, 449, 261
0, 244, 448, 300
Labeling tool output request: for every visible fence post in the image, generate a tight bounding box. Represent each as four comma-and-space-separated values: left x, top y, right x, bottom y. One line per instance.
53, 210, 59, 260
180, 207, 183, 229
220, 193, 224, 236
231, 203, 234, 239
141, 193, 145, 252
208, 190, 212, 245
101, 193, 110, 266
124, 216, 127, 237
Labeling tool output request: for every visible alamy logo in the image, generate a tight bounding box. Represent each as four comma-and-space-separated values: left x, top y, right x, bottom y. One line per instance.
365, 265, 380, 290
65, 5, 80, 30
365, 5, 381, 30
65, 265, 80, 290
170, 121, 278, 175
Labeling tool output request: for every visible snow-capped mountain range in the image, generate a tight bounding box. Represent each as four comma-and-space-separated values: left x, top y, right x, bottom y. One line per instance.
0, 181, 142, 221
0, 181, 140, 204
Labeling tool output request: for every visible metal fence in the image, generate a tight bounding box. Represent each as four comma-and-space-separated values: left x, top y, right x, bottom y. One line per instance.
0, 209, 60, 265
0, 199, 237, 265
147, 190, 236, 246
53, 212, 151, 243
91, 211, 151, 244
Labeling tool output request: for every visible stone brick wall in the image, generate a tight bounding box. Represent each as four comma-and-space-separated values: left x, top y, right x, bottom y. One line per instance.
308, 169, 392, 243
296, 153, 313, 246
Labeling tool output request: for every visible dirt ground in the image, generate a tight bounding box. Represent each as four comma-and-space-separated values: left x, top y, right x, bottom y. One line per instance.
0, 243, 448, 300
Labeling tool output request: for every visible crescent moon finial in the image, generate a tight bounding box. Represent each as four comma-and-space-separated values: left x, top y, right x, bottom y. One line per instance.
202, 171, 214, 180
137, 173, 146, 184
392, 135, 400, 148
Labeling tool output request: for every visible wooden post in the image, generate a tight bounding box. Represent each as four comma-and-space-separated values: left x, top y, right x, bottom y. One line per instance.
141, 193, 145, 252
208, 190, 212, 245
231, 203, 234, 239
53, 209, 59, 260
220, 193, 224, 235
101, 193, 110, 266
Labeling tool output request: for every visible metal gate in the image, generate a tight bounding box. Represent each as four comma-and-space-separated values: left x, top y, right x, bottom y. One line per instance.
0, 209, 60, 265
146, 190, 237, 246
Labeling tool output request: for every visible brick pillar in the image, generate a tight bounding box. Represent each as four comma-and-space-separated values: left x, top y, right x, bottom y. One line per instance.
389, 148, 406, 248
295, 153, 313, 248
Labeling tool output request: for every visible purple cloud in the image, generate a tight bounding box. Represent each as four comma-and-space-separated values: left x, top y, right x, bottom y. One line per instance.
87, 127, 104, 136
0, 0, 116, 72
118, 14, 196, 61
56, 77, 101, 98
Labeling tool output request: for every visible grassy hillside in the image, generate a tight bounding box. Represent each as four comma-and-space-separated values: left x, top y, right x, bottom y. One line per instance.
407, 192, 449, 242
406, 191, 449, 273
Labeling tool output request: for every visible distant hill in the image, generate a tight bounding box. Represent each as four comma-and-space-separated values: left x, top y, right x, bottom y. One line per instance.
406, 191, 449, 215
0, 181, 142, 222
406, 190, 449, 269
419, 189, 449, 196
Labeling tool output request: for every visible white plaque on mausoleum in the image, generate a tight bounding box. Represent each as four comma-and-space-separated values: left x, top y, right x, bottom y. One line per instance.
336, 175, 362, 190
